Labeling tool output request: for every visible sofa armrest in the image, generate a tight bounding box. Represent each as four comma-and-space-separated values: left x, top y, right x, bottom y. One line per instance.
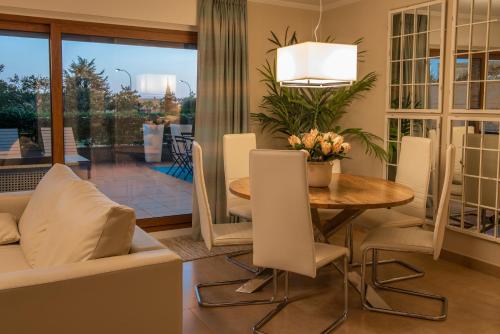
0, 191, 33, 220
0, 249, 182, 334
130, 226, 166, 253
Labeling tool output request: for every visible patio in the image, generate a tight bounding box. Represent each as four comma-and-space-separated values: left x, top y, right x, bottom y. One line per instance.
84, 162, 193, 219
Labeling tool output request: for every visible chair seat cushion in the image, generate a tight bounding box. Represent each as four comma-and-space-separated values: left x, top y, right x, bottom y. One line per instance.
0, 244, 31, 273
213, 222, 252, 246
228, 198, 252, 220
354, 208, 425, 230
0, 213, 20, 245
314, 243, 347, 269
361, 227, 434, 254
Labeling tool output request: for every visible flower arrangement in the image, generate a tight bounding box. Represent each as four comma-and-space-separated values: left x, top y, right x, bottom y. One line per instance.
288, 129, 351, 162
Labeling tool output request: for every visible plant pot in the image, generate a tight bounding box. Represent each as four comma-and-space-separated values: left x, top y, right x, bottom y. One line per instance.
143, 123, 164, 162
307, 161, 333, 187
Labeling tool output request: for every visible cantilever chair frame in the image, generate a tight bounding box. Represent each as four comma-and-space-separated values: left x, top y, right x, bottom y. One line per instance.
360, 247, 447, 321
253, 258, 349, 334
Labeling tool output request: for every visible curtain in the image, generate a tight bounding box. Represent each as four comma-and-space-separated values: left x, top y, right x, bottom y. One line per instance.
192, 0, 249, 239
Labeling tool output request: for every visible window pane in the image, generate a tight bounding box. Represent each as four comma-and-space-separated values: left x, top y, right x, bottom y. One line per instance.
487, 51, 500, 80
428, 57, 440, 83
388, 142, 398, 164
412, 119, 424, 136
416, 7, 429, 32
402, 86, 412, 109
492, 0, 500, 22
403, 60, 413, 84
388, 165, 397, 181
415, 33, 427, 58
391, 37, 401, 60
62, 36, 197, 219
489, 22, 500, 51
0, 31, 51, 192
455, 25, 470, 54
481, 150, 498, 178
472, 0, 489, 23
480, 179, 496, 208
427, 84, 439, 109
469, 82, 484, 109
404, 10, 415, 34
470, 52, 486, 80
471, 23, 487, 52
415, 59, 426, 83
466, 121, 483, 148
392, 13, 402, 36
429, 31, 441, 57
403, 35, 414, 59
388, 118, 398, 140
390, 86, 400, 109
486, 82, 500, 109
455, 54, 469, 81
463, 176, 479, 203
401, 118, 411, 136
391, 62, 400, 84
457, 0, 473, 25
429, 3, 442, 31
414, 85, 425, 109
453, 83, 468, 108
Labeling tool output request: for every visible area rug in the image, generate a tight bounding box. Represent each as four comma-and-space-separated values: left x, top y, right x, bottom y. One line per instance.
151, 166, 193, 183
159, 235, 252, 262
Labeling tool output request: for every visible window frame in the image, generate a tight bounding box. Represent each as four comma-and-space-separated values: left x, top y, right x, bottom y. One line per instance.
447, 115, 500, 243
386, 0, 447, 114
0, 14, 197, 231
449, 0, 500, 113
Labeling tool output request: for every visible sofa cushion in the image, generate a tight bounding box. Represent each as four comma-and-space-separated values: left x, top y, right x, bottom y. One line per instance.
18, 164, 80, 266
35, 180, 136, 268
0, 213, 20, 245
0, 244, 31, 273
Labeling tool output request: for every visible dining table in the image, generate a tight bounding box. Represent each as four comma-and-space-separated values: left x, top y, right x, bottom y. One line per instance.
229, 173, 415, 309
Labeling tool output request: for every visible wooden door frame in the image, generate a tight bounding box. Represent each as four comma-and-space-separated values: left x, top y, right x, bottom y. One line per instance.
0, 13, 196, 230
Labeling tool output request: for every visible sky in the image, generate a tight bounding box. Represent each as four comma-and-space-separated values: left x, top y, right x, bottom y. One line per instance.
0, 34, 197, 98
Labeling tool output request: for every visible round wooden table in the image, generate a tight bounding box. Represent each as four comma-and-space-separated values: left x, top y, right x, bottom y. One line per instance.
230, 173, 414, 239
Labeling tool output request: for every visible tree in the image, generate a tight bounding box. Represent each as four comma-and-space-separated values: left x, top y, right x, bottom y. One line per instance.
63, 57, 111, 114
180, 95, 196, 124
109, 87, 141, 111
162, 85, 178, 116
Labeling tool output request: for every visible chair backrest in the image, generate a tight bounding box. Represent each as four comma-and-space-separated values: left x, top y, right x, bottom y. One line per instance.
394, 136, 432, 218
179, 124, 193, 135
223, 133, 256, 212
250, 150, 317, 278
41, 127, 80, 156
433, 144, 456, 260
192, 141, 215, 250
0, 129, 21, 159
170, 124, 185, 153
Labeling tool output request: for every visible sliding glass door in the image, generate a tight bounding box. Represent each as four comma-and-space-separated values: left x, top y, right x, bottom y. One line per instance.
61, 35, 197, 219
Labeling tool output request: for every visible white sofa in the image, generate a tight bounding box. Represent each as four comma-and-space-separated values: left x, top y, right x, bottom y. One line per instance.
0, 167, 182, 334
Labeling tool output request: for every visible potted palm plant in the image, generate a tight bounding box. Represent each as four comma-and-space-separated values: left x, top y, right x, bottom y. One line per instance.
252, 28, 388, 167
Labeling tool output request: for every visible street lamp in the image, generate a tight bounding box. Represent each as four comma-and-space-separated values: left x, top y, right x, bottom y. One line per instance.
178, 79, 193, 97
115, 68, 132, 90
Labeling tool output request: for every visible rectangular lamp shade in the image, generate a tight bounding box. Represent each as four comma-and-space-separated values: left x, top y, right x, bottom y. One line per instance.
136, 74, 176, 96
276, 42, 357, 88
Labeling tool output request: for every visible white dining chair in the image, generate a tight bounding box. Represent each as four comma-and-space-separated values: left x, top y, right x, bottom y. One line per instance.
250, 149, 348, 334
346, 136, 432, 284
192, 141, 275, 307
359, 144, 455, 321
223, 133, 255, 222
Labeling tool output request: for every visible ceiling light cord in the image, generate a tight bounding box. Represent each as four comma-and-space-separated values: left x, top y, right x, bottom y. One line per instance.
314, 0, 323, 42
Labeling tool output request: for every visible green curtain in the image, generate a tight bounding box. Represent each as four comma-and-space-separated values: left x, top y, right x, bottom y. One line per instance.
193, 0, 249, 238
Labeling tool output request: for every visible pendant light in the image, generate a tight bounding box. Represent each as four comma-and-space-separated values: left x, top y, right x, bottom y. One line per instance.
276, 0, 358, 88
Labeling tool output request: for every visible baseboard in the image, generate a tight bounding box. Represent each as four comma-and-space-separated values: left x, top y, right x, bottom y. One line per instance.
441, 249, 500, 278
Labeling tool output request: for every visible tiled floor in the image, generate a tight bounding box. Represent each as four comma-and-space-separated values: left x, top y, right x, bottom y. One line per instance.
73, 162, 192, 219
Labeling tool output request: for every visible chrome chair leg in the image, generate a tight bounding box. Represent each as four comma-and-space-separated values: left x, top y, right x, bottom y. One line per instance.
226, 250, 262, 274
195, 269, 281, 307
346, 223, 425, 284
360, 248, 447, 321
253, 257, 349, 334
